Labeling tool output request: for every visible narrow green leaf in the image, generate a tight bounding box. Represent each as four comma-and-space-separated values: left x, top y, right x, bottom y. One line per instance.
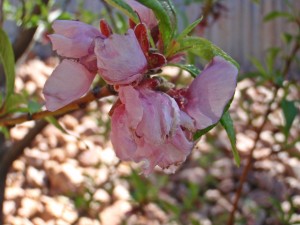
177, 17, 203, 40
176, 37, 239, 68
45, 116, 68, 134
266, 48, 280, 74
220, 111, 240, 166
281, 99, 298, 138
104, 0, 139, 23
193, 123, 216, 140
169, 63, 200, 77
0, 28, 15, 100
4, 93, 27, 114
264, 11, 292, 22
250, 57, 268, 78
138, 0, 177, 50
0, 126, 10, 139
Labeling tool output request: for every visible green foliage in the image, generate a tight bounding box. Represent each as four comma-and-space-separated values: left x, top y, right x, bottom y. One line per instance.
281, 100, 298, 139
45, 116, 69, 135
220, 111, 240, 166
104, 0, 139, 23
138, 0, 177, 51
264, 11, 293, 22
193, 123, 216, 140
28, 100, 42, 115
0, 28, 15, 103
169, 63, 200, 77
176, 17, 203, 40
171, 36, 238, 68
127, 170, 167, 203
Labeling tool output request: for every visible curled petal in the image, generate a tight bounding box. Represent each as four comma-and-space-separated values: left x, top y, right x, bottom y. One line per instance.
95, 29, 147, 85
157, 128, 194, 173
110, 86, 190, 174
110, 105, 137, 161
49, 20, 101, 58
43, 60, 96, 111
126, 0, 158, 29
134, 127, 193, 175
118, 86, 143, 128
184, 56, 238, 130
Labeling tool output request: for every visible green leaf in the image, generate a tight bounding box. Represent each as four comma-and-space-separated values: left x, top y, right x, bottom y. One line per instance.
264, 11, 293, 22
104, 0, 139, 23
177, 17, 203, 40
220, 111, 240, 166
193, 123, 216, 140
174, 37, 239, 68
250, 57, 268, 78
138, 0, 177, 50
0, 28, 15, 101
45, 116, 69, 134
0, 126, 10, 139
169, 63, 200, 77
28, 100, 42, 114
266, 48, 280, 74
281, 32, 293, 44
4, 93, 27, 114
281, 99, 298, 138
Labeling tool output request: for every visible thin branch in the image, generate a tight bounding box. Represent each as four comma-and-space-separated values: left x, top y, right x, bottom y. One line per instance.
0, 85, 114, 127
226, 38, 300, 225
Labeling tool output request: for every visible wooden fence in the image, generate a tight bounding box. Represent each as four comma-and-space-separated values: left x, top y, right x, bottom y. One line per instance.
178, 0, 300, 71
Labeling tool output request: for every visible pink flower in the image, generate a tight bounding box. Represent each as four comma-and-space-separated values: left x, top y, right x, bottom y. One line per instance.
110, 86, 193, 174
183, 56, 238, 129
48, 20, 102, 58
44, 20, 102, 111
94, 29, 148, 85
126, 0, 158, 30
43, 60, 96, 111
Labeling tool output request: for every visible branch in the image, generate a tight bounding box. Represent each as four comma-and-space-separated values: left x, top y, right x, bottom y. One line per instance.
0, 85, 114, 127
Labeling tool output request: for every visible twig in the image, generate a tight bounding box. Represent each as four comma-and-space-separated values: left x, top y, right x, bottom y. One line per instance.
226, 38, 300, 225
0, 85, 114, 127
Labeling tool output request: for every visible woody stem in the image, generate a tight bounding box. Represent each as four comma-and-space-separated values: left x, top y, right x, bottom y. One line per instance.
0, 85, 115, 127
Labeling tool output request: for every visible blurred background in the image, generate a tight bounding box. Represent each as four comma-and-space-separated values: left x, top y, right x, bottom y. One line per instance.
0, 0, 299, 224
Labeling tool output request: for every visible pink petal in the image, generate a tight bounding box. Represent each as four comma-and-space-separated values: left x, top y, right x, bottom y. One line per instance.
95, 29, 147, 85
49, 20, 101, 58
126, 0, 158, 29
118, 86, 143, 128
135, 88, 180, 145
184, 56, 238, 130
43, 60, 96, 111
157, 128, 194, 173
110, 105, 137, 160
134, 127, 193, 175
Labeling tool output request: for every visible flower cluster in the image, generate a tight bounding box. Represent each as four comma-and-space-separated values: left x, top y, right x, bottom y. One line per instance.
43, 0, 238, 174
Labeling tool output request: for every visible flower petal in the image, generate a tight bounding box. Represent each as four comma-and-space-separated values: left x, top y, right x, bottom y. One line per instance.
118, 86, 144, 128
43, 60, 96, 111
184, 56, 238, 130
49, 20, 101, 58
135, 88, 180, 145
111, 105, 137, 161
95, 29, 147, 85
126, 0, 158, 29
